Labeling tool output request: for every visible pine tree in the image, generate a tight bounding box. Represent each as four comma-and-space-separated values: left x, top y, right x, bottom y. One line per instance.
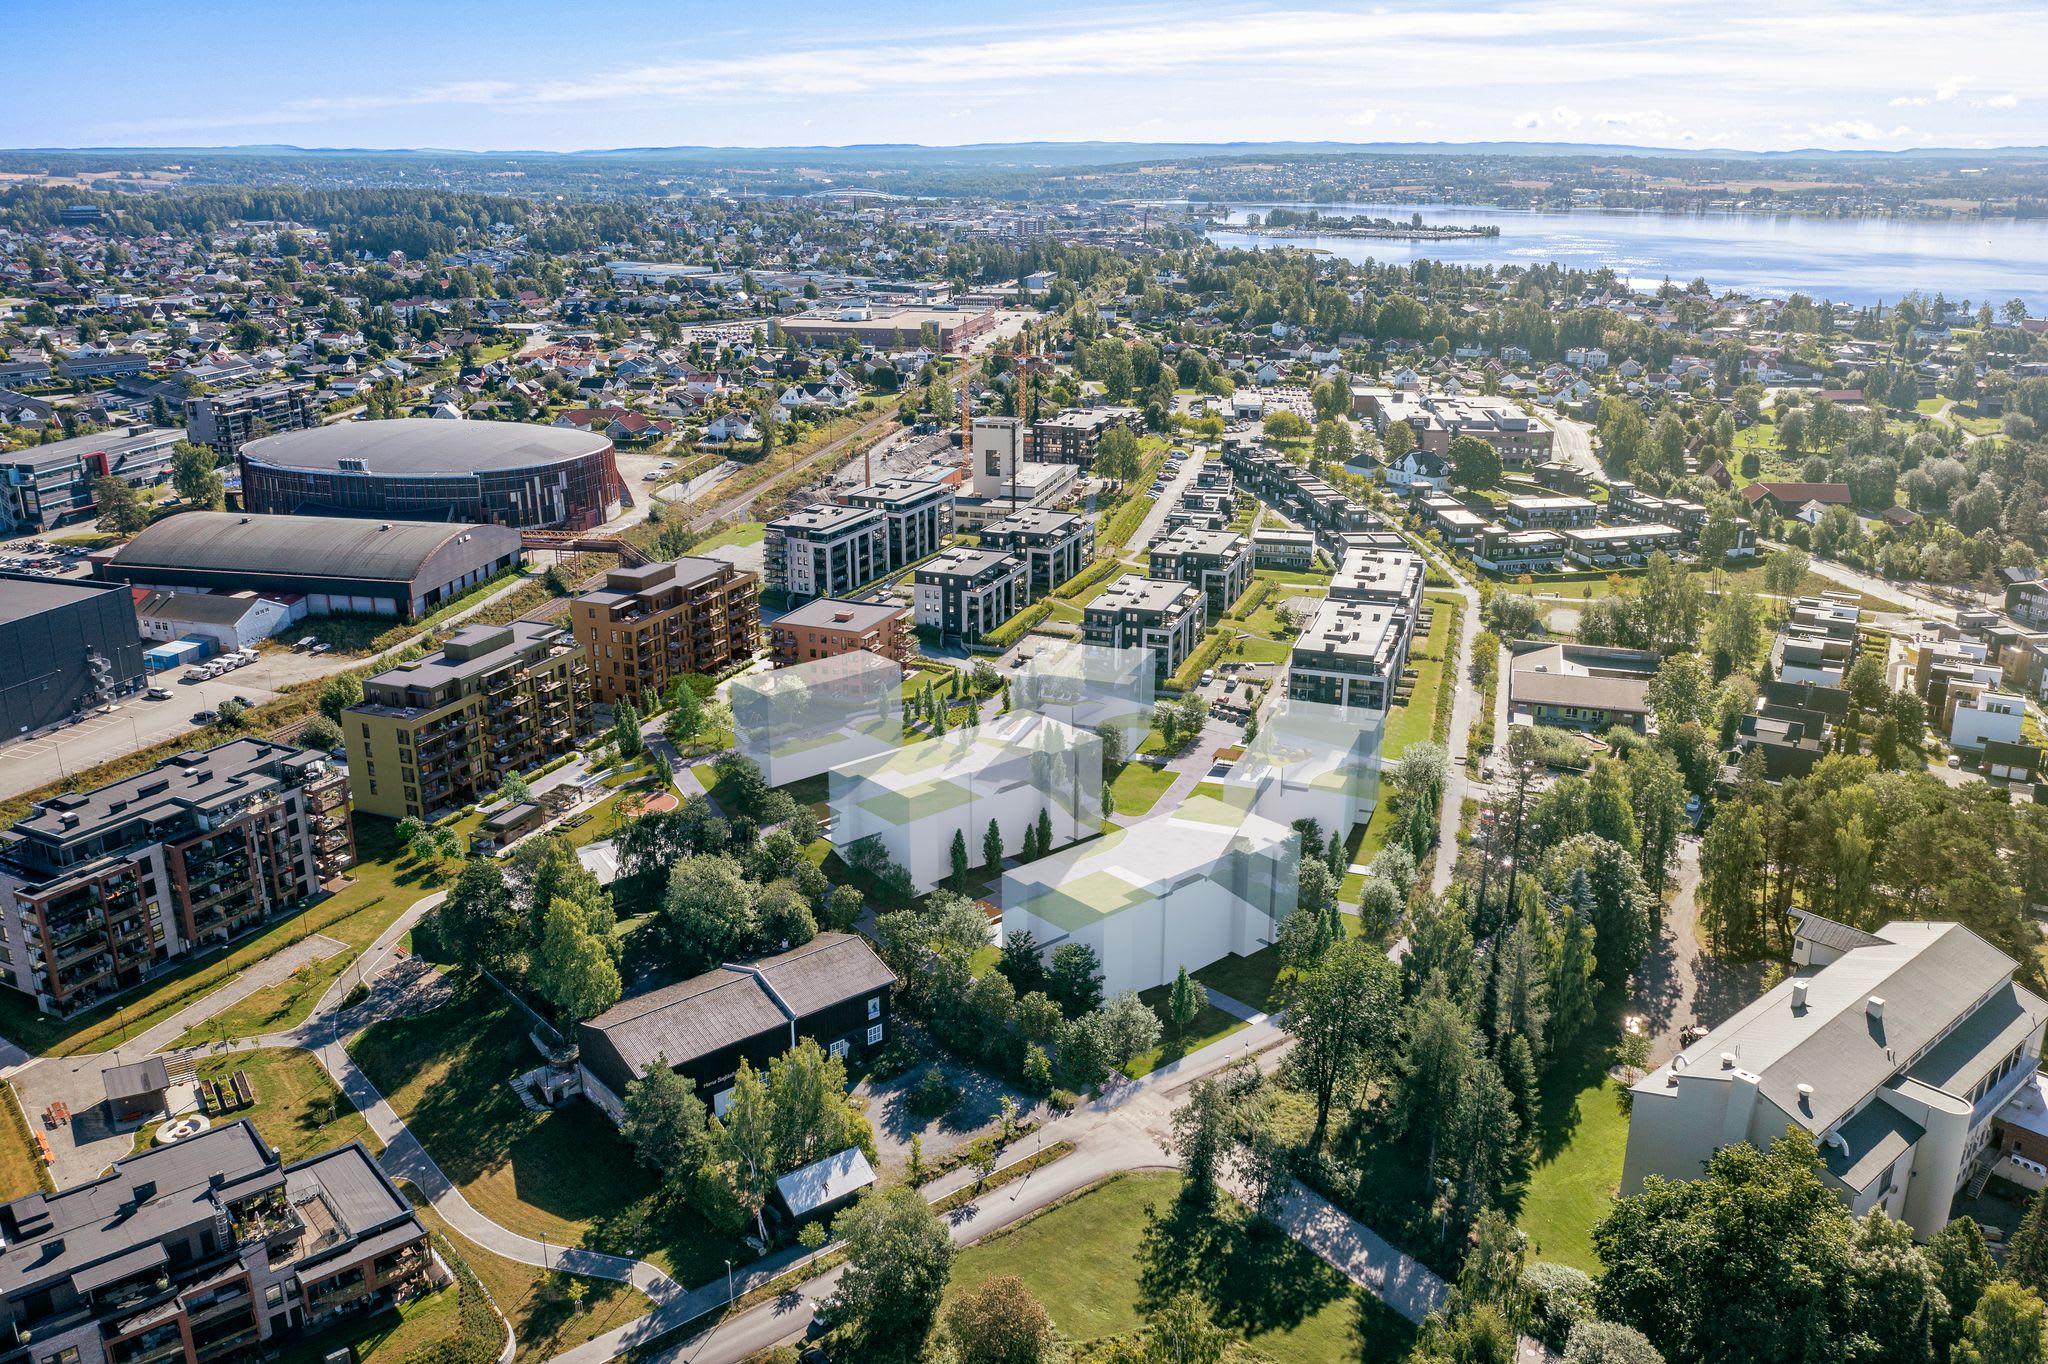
949, 829, 970, 893
1326, 830, 1346, 879
1035, 807, 1053, 857
1167, 965, 1206, 1040
983, 817, 1004, 872
1500, 1032, 1540, 1128
2008, 1194, 2048, 1297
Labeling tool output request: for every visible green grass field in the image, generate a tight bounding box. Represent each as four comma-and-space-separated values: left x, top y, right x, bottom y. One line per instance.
1382, 592, 1459, 758
160, 1048, 378, 1165
266, 1276, 459, 1364
945, 1171, 1415, 1364
692, 521, 766, 551
1514, 1076, 1630, 1272
350, 981, 733, 1286
1109, 762, 1177, 817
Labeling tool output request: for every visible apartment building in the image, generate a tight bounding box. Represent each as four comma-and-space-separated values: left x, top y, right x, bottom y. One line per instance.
980, 508, 1095, 598
570, 557, 760, 704
0, 739, 352, 1014
1082, 575, 1204, 684
1472, 525, 1567, 574
183, 383, 314, 458
913, 548, 1026, 646
1287, 598, 1411, 711
1029, 407, 1141, 467
1501, 495, 1598, 532
764, 504, 887, 603
1146, 527, 1250, 621
769, 597, 912, 668
1251, 530, 1317, 571
0, 1120, 431, 1364
346, 623, 593, 823
1562, 523, 1685, 567
1, 427, 181, 533
1623, 915, 2047, 1240
841, 479, 955, 570
1329, 548, 1424, 617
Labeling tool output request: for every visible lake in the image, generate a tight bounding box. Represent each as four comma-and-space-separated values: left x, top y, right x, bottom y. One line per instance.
1203, 202, 2048, 311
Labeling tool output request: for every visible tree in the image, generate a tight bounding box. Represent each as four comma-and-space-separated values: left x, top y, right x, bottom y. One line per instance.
1048, 941, 1104, 1017
1645, 653, 1712, 730
829, 1186, 956, 1361
170, 441, 224, 508
1383, 418, 1417, 461
1563, 1321, 1666, 1364
949, 828, 970, 892
1626, 747, 1688, 896
435, 856, 521, 974
531, 896, 621, 1022
1955, 1283, 2047, 1364
612, 699, 645, 758
1450, 433, 1504, 491
93, 476, 151, 533
983, 816, 1005, 872
1594, 1131, 1857, 1364
1137, 1292, 1231, 1364
1585, 760, 1639, 854
319, 672, 363, 724
664, 682, 703, 747
2011, 1194, 2048, 1297
1166, 965, 1207, 1040
710, 1060, 778, 1245
1284, 941, 1398, 1154
1396, 983, 1477, 1186
1927, 1216, 1998, 1337
1094, 425, 1143, 487
620, 1064, 708, 1188
945, 1276, 1056, 1364
1098, 990, 1163, 1067
661, 855, 757, 975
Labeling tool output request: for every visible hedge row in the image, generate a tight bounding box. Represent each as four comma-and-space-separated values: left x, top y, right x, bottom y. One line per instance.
402, 1234, 507, 1364
1167, 627, 1232, 692
1053, 555, 1126, 602
982, 600, 1054, 650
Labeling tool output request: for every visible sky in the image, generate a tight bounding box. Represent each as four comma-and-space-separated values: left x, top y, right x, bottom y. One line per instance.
8, 0, 2043, 154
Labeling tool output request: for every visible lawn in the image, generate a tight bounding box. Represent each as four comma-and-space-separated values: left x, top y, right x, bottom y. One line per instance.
407, 1191, 654, 1364
1382, 592, 1458, 759
1126, 982, 1247, 1078
175, 951, 354, 1049
1109, 762, 1176, 818
349, 980, 733, 1286
692, 521, 766, 551
1514, 1078, 1630, 1272
945, 1171, 1415, 1364
267, 1276, 459, 1364
0, 817, 430, 1057
152, 1048, 378, 1164
1255, 566, 1336, 588
0, 1084, 48, 1200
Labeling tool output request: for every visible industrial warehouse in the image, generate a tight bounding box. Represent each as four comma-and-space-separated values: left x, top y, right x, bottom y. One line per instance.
237, 420, 627, 530
94, 512, 526, 619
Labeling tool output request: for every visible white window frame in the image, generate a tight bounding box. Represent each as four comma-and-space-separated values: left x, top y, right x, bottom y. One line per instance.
867, 1023, 884, 1047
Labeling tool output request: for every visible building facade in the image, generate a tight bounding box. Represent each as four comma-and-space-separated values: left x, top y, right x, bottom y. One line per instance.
0, 575, 147, 744
239, 422, 624, 530
840, 480, 954, 572
764, 504, 887, 603
0, 739, 352, 1014
1146, 528, 1251, 621
183, 383, 314, 458
345, 624, 593, 823
1082, 575, 1204, 684
913, 548, 1026, 646
0, 1121, 431, 1364
2, 427, 182, 532
1287, 598, 1411, 711
570, 557, 760, 704
980, 509, 1095, 599
769, 598, 912, 668
1029, 407, 1141, 467
1623, 916, 2047, 1241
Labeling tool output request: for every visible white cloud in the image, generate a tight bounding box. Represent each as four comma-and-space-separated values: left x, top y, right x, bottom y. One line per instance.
1982, 93, 2019, 108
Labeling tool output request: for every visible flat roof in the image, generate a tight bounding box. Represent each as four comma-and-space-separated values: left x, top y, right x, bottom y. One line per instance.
241, 420, 609, 475
11, 737, 317, 845
0, 574, 131, 628
773, 597, 905, 633
1087, 574, 1200, 616
770, 502, 879, 534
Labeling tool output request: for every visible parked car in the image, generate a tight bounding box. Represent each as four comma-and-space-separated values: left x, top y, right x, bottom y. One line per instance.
145, 687, 171, 700
191, 710, 218, 724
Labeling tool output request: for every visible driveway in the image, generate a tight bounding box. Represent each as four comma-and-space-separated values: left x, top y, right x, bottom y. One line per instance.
1627, 835, 1767, 1065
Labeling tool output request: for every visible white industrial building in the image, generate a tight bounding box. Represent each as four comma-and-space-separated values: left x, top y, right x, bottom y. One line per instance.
1621, 913, 2047, 1240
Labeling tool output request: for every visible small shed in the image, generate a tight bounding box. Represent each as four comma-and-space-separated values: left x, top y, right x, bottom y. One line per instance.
774, 1148, 876, 1223
102, 1056, 173, 1119
480, 801, 545, 851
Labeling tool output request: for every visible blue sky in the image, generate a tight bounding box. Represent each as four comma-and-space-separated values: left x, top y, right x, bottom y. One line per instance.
9, 0, 2040, 153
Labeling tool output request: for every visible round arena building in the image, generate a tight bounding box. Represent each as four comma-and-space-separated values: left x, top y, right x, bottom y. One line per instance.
239, 420, 626, 530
